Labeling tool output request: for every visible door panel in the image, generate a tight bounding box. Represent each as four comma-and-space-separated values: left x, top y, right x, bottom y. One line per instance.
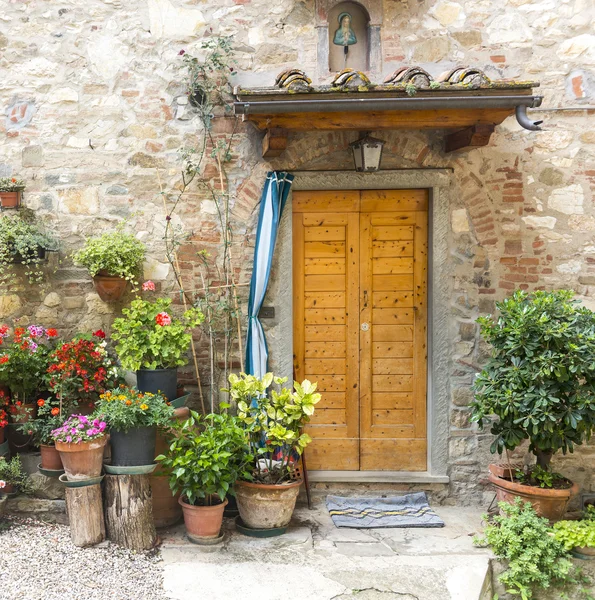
293, 190, 428, 472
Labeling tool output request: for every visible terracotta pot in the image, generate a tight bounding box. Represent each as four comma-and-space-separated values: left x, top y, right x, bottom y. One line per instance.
40, 444, 64, 470
56, 437, 107, 481
488, 472, 579, 521
488, 463, 523, 480
151, 474, 182, 528
0, 482, 15, 495
235, 479, 302, 529
93, 273, 128, 302
179, 496, 227, 539
11, 403, 36, 424
0, 190, 22, 208
575, 546, 595, 557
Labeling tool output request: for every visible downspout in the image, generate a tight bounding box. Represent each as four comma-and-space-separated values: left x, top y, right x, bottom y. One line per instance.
235, 95, 544, 131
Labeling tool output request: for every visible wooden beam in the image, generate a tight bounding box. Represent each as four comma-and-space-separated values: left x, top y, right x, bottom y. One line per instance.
244, 109, 513, 132
444, 124, 496, 152
262, 128, 288, 158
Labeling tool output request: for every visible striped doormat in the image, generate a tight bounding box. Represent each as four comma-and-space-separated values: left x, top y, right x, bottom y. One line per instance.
326, 492, 445, 528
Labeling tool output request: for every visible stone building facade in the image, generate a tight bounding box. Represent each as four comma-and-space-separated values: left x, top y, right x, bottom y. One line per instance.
0, 0, 593, 505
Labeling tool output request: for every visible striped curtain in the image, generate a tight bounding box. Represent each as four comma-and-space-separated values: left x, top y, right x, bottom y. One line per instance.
245, 171, 294, 378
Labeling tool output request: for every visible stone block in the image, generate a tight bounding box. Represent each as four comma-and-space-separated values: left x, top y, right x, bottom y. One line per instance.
458, 322, 476, 341
31, 472, 65, 500
106, 184, 128, 195
22, 145, 44, 168
487, 14, 532, 44
430, 1, 465, 27
451, 208, 470, 234
35, 305, 58, 326
85, 292, 115, 315
63, 297, 85, 310
412, 36, 452, 62
522, 215, 557, 229
452, 387, 474, 407
0, 295, 22, 318
538, 167, 564, 187
548, 184, 584, 215
48, 87, 79, 103
43, 292, 61, 308
449, 436, 478, 460
58, 187, 100, 215
143, 258, 170, 281
451, 408, 472, 429
148, 0, 206, 39
128, 152, 166, 168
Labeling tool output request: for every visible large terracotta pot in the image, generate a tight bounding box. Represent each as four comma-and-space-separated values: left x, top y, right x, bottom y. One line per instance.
0, 190, 22, 208
151, 475, 182, 528
93, 272, 128, 302
40, 444, 63, 470
235, 479, 302, 529
0, 482, 15, 495
56, 437, 107, 481
179, 496, 227, 541
488, 469, 579, 521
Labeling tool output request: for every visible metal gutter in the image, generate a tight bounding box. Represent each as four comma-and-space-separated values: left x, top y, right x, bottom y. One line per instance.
234, 94, 544, 130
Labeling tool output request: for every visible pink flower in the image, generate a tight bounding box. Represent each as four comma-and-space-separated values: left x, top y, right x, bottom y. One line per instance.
99, 422, 106, 432
142, 280, 156, 292
155, 312, 172, 326
0, 480, 5, 489
66, 436, 72, 443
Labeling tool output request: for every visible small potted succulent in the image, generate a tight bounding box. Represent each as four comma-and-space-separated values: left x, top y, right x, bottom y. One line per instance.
472, 290, 595, 520
73, 225, 146, 302
228, 373, 320, 531
156, 410, 251, 542
553, 505, 595, 559
51, 414, 108, 481
0, 177, 25, 208
0, 455, 34, 495
46, 331, 123, 416
0, 210, 58, 288
17, 397, 64, 471
111, 297, 203, 402
0, 324, 60, 421
96, 386, 174, 467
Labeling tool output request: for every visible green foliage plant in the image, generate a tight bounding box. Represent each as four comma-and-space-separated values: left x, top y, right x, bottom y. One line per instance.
0, 177, 25, 191
156, 409, 251, 506
226, 373, 321, 484
474, 498, 573, 599
96, 386, 174, 433
471, 290, 595, 474
0, 455, 34, 495
17, 397, 63, 445
0, 210, 58, 287
554, 517, 595, 551
111, 297, 204, 371
73, 224, 146, 288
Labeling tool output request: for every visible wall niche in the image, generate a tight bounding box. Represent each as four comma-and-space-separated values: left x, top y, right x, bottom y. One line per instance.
315, 0, 382, 79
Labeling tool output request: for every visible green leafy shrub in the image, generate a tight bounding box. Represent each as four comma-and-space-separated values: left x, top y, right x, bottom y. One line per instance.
96, 386, 174, 433
73, 225, 145, 286
226, 373, 321, 484
0, 177, 25, 191
111, 297, 204, 371
471, 290, 595, 474
554, 518, 595, 551
475, 498, 573, 599
0, 455, 34, 495
156, 410, 251, 506
0, 210, 58, 287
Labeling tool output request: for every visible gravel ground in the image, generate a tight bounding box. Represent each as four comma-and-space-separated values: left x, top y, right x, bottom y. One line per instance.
0, 517, 166, 600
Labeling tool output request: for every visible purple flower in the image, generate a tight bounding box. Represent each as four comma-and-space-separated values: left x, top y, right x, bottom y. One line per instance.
29, 341, 38, 352
178, 49, 186, 56
77, 423, 84, 430
92, 419, 99, 427
71, 428, 77, 435
66, 436, 72, 443
99, 422, 106, 432
27, 325, 44, 338
78, 415, 89, 425
86, 429, 94, 436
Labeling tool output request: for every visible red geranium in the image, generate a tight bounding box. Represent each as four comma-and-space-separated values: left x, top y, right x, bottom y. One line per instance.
93, 330, 106, 339
46, 329, 58, 338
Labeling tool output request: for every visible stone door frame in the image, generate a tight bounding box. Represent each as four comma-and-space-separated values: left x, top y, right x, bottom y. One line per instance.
266, 170, 452, 483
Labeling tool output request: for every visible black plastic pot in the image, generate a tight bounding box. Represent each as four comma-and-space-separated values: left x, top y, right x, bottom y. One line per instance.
136, 368, 177, 402
109, 426, 157, 466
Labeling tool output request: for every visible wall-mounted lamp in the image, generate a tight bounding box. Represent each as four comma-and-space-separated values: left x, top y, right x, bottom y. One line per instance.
350, 132, 385, 172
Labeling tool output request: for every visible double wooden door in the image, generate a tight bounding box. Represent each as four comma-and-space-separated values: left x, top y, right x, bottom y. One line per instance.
292, 189, 428, 471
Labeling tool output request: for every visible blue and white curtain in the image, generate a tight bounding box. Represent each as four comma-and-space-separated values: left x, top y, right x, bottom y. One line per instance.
245, 172, 294, 378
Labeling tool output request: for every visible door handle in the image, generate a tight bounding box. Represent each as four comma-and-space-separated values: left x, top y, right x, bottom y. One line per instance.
361, 322, 370, 332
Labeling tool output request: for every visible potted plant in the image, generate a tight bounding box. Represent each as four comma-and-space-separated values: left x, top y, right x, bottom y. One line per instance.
0, 455, 34, 495
17, 397, 64, 471
0, 177, 25, 208
0, 210, 58, 288
156, 410, 251, 542
111, 297, 203, 402
553, 506, 595, 559
73, 225, 146, 302
0, 324, 60, 419
229, 373, 320, 530
96, 386, 174, 466
471, 290, 595, 520
51, 414, 108, 480
46, 331, 123, 416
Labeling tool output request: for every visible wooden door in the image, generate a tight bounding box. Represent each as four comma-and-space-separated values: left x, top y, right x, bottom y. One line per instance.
293, 190, 428, 471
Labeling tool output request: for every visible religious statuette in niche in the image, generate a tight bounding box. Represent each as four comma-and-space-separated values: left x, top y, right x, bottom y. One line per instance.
333, 12, 357, 47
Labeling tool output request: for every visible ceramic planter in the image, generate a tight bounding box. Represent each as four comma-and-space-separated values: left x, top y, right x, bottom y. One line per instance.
136, 368, 177, 403
488, 470, 579, 522
179, 496, 228, 541
573, 546, 595, 559
40, 444, 63, 470
151, 475, 182, 528
0, 190, 22, 208
488, 462, 522, 480
234, 479, 302, 529
93, 273, 128, 302
0, 482, 15, 495
109, 426, 156, 467
56, 437, 107, 481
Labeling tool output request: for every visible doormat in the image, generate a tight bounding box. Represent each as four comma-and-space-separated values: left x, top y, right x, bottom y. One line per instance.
326, 492, 445, 528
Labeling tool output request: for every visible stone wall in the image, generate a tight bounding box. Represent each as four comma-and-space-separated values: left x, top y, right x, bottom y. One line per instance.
0, 0, 593, 505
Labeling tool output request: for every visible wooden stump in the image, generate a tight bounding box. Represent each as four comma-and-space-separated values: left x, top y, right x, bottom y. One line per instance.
104, 474, 156, 551
64, 482, 105, 547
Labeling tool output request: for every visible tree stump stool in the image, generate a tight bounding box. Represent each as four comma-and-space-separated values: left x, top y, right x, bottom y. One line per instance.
60, 475, 105, 547
104, 473, 156, 551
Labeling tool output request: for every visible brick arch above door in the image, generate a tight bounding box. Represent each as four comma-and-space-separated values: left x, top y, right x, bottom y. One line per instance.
265, 169, 452, 483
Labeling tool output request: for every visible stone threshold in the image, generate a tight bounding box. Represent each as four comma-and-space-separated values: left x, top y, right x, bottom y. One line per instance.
307, 471, 450, 484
